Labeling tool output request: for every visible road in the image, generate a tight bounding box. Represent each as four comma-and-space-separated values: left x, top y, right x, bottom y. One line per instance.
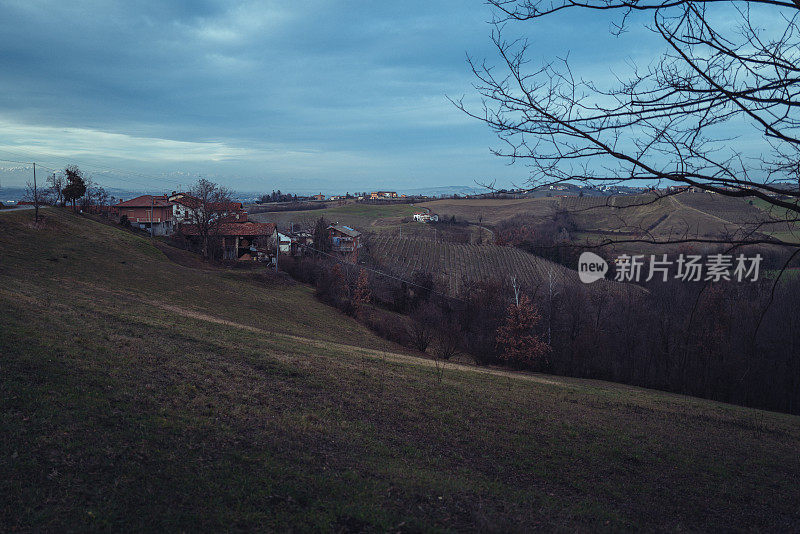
0, 204, 34, 213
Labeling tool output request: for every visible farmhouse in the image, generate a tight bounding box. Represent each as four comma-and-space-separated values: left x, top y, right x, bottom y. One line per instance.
328, 224, 361, 263
115, 195, 175, 236
276, 231, 292, 254
287, 230, 314, 256
180, 221, 277, 261
168, 193, 244, 224
413, 212, 439, 223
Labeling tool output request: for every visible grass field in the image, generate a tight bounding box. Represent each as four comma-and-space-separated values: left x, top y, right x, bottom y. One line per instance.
419, 197, 558, 225
251, 202, 494, 243
750, 197, 800, 243
2, 209, 800, 531
416, 194, 795, 256
250, 203, 420, 232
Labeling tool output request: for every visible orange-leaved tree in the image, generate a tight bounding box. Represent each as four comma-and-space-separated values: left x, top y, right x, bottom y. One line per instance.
496, 294, 549, 367
352, 269, 372, 318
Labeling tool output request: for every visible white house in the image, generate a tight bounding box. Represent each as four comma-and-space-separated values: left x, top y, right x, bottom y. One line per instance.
277, 231, 292, 254
413, 212, 439, 223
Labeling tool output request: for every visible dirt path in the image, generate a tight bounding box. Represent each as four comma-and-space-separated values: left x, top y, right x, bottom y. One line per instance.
0, 205, 34, 213
155, 302, 563, 387
669, 195, 734, 225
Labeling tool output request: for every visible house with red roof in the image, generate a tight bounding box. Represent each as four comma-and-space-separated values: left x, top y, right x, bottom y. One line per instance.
180, 221, 277, 261
167, 192, 244, 225
115, 195, 175, 236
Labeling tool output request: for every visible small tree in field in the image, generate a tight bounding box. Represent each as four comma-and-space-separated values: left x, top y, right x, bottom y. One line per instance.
47, 172, 64, 206
24, 179, 45, 223
62, 165, 86, 212
407, 303, 437, 352
496, 294, 549, 367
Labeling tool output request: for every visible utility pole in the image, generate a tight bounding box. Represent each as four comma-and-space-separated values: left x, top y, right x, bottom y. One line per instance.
275, 227, 279, 274
150, 194, 154, 238
32, 162, 39, 222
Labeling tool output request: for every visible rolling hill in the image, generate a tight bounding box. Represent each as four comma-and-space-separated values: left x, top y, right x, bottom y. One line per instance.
249, 202, 419, 233
364, 235, 628, 295
2, 208, 800, 531
419, 197, 558, 226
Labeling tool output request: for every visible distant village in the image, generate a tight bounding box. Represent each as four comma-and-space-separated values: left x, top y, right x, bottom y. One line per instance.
107, 191, 367, 265
9, 179, 791, 269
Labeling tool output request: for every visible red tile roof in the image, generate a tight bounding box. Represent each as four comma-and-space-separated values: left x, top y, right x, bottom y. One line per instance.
180, 222, 275, 237
209, 201, 243, 211
170, 194, 201, 209
116, 195, 173, 208
170, 194, 242, 213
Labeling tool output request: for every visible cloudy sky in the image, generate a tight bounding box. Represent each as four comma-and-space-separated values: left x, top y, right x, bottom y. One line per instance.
0, 0, 655, 194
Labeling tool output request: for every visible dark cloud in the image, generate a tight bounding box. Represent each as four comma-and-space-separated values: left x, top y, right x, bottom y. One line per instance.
0, 0, 661, 191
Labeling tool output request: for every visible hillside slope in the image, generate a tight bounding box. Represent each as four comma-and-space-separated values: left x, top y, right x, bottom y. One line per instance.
365, 234, 621, 294
2, 209, 800, 531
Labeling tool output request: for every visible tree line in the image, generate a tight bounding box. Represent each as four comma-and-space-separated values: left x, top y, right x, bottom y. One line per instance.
281, 233, 800, 415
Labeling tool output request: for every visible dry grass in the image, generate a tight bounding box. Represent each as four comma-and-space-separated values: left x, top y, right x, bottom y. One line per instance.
249, 203, 420, 232
419, 197, 558, 225
2, 208, 800, 531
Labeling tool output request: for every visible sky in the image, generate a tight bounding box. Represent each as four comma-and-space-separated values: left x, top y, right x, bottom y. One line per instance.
0, 0, 663, 194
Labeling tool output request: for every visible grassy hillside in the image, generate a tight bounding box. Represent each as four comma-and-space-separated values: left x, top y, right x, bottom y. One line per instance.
419, 197, 558, 225
2, 209, 800, 531
419, 194, 792, 255
250, 203, 419, 232
421, 193, 768, 239
251, 202, 494, 243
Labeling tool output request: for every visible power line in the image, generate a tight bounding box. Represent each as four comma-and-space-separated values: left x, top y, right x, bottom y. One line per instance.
0, 157, 36, 166
0, 149, 189, 189
295, 241, 466, 304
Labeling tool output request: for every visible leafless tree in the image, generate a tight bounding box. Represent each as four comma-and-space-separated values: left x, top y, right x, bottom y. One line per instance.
457, 0, 800, 246
24, 180, 44, 222
408, 303, 437, 351
47, 172, 64, 207
187, 178, 235, 259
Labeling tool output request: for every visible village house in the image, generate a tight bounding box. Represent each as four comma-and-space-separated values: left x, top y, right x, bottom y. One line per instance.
115, 195, 175, 236
287, 230, 314, 256
168, 192, 244, 225
276, 231, 292, 254
180, 221, 277, 261
328, 224, 361, 263
312, 193, 326, 201
369, 191, 398, 200
413, 212, 439, 223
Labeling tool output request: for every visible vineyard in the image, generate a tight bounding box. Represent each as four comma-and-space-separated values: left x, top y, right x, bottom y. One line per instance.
365, 235, 623, 295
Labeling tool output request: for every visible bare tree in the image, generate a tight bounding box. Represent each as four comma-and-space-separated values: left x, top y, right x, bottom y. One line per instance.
47, 172, 64, 207
457, 0, 800, 246
408, 303, 437, 352
186, 178, 235, 259
24, 180, 44, 222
